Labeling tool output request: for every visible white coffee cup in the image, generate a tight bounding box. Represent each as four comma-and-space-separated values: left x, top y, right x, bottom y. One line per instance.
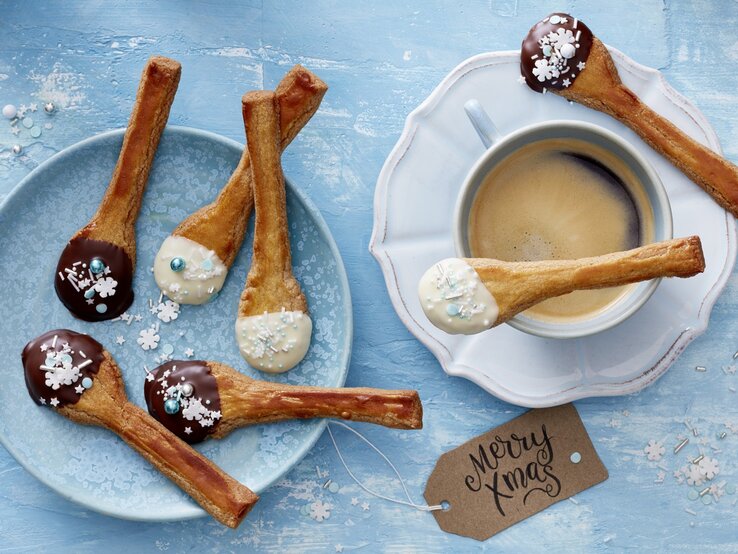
454, 100, 673, 338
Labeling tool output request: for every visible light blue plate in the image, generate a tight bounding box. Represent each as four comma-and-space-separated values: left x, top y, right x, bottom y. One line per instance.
0, 127, 352, 521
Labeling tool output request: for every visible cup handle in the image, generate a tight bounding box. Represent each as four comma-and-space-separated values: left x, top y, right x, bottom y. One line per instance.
464, 99, 500, 149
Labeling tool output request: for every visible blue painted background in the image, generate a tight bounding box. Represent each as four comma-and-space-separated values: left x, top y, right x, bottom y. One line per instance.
2, 1, 738, 551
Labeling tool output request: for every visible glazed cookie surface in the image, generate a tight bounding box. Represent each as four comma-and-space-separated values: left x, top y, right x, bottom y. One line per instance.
154, 235, 228, 304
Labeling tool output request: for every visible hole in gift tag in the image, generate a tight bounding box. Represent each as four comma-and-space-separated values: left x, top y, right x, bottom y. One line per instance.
570, 451, 582, 464
441, 500, 451, 511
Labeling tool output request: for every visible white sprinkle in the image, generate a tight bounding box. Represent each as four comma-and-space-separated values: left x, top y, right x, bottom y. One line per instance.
568, 497, 579, 505
64, 268, 76, 275
78, 359, 93, 369
79, 350, 87, 358
52, 335, 58, 348
575, 30, 581, 42
573, 18, 578, 29
531, 54, 538, 59
695, 366, 707, 372
72, 262, 81, 267
58, 271, 65, 281
732, 350, 738, 359
730, 387, 737, 393
685, 508, 697, 516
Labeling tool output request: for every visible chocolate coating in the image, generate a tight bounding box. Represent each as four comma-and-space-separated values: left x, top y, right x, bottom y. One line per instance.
22, 329, 104, 408
144, 360, 222, 444
54, 237, 134, 321
520, 13, 593, 93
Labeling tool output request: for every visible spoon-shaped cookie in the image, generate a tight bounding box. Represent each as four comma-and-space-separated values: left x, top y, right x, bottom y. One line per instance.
520, 13, 738, 217
55, 56, 181, 321
419, 236, 705, 334
143, 360, 423, 444
22, 329, 258, 528
235, 91, 311, 373
154, 66, 328, 304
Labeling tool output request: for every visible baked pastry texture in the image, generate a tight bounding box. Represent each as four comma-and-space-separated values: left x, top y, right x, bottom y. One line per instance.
22, 329, 258, 528
235, 90, 312, 373
521, 13, 738, 217
55, 56, 181, 321
419, 236, 705, 334
154, 66, 327, 304
143, 359, 423, 443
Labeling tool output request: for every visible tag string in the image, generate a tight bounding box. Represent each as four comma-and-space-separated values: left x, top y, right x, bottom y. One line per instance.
326, 421, 444, 512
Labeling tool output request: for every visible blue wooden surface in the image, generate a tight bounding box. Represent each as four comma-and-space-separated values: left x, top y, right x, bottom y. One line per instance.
2, 1, 738, 551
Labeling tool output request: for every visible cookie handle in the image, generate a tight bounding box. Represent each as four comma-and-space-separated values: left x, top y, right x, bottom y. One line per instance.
108, 402, 258, 528
605, 83, 738, 217
88, 56, 181, 239
472, 236, 705, 325
218, 377, 423, 433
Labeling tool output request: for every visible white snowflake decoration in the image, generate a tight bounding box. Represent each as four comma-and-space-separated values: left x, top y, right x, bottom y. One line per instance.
532, 58, 555, 82
156, 300, 180, 323
548, 27, 575, 49
309, 500, 331, 522
698, 456, 720, 480
137, 327, 160, 350
686, 464, 705, 487
644, 440, 665, 461
42, 345, 82, 389
182, 397, 207, 421
93, 276, 118, 298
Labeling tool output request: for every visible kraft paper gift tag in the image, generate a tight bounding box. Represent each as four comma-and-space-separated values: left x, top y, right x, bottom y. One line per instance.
424, 404, 607, 541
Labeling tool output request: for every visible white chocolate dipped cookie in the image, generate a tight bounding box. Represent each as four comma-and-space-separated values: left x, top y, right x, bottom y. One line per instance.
154, 235, 228, 304
418, 258, 498, 334
235, 310, 312, 373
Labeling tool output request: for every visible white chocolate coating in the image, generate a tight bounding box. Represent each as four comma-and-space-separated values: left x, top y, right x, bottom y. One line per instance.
153, 235, 228, 304
235, 310, 312, 373
418, 258, 498, 335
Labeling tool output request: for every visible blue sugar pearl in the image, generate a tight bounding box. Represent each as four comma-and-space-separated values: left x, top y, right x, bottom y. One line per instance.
446, 303, 460, 316
201, 258, 213, 271
82, 377, 93, 389
84, 288, 96, 299
164, 398, 180, 414
90, 258, 105, 274
95, 303, 107, 314
170, 257, 186, 272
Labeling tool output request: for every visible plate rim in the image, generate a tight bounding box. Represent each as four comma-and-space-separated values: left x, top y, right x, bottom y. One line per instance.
0, 125, 354, 521
369, 48, 737, 407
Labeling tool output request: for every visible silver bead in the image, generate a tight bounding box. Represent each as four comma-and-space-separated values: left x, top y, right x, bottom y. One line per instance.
181, 383, 194, 397
43, 102, 55, 114
11, 144, 22, 155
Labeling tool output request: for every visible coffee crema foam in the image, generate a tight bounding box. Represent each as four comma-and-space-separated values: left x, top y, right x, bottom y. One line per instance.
468, 138, 654, 322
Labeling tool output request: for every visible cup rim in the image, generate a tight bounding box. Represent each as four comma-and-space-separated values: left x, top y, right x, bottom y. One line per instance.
453, 119, 673, 339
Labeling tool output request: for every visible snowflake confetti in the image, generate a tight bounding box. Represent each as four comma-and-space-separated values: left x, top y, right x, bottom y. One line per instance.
137, 327, 160, 350
155, 300, 180, 323
698, 457, 720, 480
644, 440, 666, 461
309, 500, 331, 522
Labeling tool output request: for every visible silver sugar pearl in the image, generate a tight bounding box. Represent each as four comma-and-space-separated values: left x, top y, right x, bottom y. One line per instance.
181, 383, 194, 397
44, 102, 55, 114
11, 144, 22, 155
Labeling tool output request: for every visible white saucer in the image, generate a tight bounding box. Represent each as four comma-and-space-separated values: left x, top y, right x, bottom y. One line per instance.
370, 48, 737, 408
